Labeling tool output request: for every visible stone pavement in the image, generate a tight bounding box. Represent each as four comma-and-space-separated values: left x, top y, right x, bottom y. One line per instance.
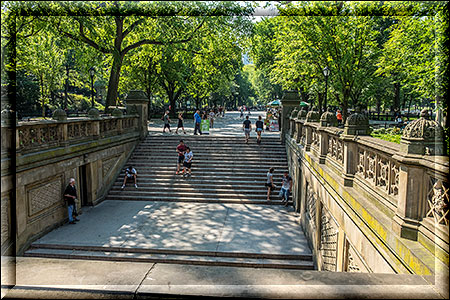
28, 201, 310, 256
2, 256, 445, 299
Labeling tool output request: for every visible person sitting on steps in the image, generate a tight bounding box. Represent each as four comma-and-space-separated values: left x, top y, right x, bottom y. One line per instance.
122, 165, 138, 189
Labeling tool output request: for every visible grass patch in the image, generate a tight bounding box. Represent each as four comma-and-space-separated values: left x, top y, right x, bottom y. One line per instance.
370, 127, 402, 144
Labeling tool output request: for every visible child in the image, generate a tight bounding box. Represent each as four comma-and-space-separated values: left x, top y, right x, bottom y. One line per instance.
182, 147, 193, 177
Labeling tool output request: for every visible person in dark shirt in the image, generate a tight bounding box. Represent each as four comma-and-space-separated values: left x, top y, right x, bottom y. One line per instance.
176, 140, 187, 175
243, 115, 252, 144
63, 178, 79, 224
255, 115, 264, 145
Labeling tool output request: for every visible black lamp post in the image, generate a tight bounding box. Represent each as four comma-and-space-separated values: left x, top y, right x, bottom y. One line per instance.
89, 67, 95, 108
323, 66, 330, 112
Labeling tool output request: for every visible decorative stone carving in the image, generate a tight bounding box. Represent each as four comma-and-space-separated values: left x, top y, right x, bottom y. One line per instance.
297, 107, 308, 119
27, 177, 62, 218
1, 196, 9, 245
306, 183, 316, 222
112, 108, 124, 117
290, 107, 299, 119
102, 155, 121, 178
87, 107, 100, 119
400, 109, 444, 156
320, 108, 338, 127
1, 108, 16, 126
52, 108, 67, 121
328, 135, 344, 164
426, 178, 449, 226
320, 206, 339, 272
343, 109, 369, 135
305, 109, 320, 123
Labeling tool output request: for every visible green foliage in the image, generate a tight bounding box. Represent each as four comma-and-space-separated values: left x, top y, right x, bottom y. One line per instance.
371, 127, 402, 144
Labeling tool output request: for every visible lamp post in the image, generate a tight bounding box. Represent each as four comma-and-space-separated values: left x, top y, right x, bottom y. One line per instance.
89, 67, 95, 108
323, 66, 330, 112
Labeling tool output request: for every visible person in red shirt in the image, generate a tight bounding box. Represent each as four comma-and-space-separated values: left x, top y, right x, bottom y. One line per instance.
336, 110, 343, 125
176, 140, 187, 175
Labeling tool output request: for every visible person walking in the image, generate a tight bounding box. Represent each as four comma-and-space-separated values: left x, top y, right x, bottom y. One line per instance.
162, 110, 171, 133
182, 147, 193, 177
265, 167, 276, 201
122, 165, 138, 189
279, 171, 292, 206
243, 115, 252, 144
63, 178, 79, 224
176, 112, 186, 134
239, 107, 244, 119
255, 115, 264, 144
336, 110, 343, 126
176, 140, 187, 175
194, 110, 202, 135
209, 110, 215, 128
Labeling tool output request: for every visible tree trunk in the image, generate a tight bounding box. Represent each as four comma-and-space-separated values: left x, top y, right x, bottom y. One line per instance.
105, 53, 123, 111
393, 81, 400, 114
407, 94, 412, 121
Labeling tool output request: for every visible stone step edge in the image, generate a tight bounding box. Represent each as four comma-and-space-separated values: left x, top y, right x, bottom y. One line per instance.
28, 244, 312, 260
104, 197, 292, 205
24, 252, 314, 270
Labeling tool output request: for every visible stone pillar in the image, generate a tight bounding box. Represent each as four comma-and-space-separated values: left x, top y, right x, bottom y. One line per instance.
280, 91, 301, 144
289, 107, 298, 137
125, 90, 149, 139
341, 111, 370, 186
392, 109, 444, 240
112, 108, 124, 134
318, 130, 328, 164
295, 108, 307, 144
304, 109, 319, 151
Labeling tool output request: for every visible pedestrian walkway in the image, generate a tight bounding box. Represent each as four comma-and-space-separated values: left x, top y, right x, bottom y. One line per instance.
148, 110, 280, 138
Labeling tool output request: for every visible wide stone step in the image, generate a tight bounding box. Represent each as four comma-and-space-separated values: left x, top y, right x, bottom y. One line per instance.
114, 178, 286, 185
104, 195, 292, 204
113, 180, 283, 188
117, 170, 290, 177
120, 164, 288, 170
107, 189, 290, 199
109, 186, 291, 195
24, 247, 313, 270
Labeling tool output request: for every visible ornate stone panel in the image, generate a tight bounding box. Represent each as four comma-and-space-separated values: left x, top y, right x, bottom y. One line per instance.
1, 195, 10, 245
426, 176, 449, 226
311, 128, 319, 149
320, 206, 339, 272
345, 240, 370, 273
306, 182, 316, 223
328, 135, 344, 164
102, 155, 122, 178
27, 176, 63, 219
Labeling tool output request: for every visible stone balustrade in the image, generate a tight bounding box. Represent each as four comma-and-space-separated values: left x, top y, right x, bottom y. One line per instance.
16, 115, 139, 153
285, 106, 448, 275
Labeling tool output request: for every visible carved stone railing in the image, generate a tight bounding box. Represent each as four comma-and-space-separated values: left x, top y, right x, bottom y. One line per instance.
287, 109, 449, 241
16, 115, 139, 153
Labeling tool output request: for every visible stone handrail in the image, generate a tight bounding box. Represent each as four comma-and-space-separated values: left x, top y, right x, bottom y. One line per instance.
16, 115, 139, 153
288, 113, 449, 238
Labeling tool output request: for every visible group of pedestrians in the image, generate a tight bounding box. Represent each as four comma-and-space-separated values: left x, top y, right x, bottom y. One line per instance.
176, 140, 193, 176
242, 115, 265, 144
266, 168, 292, 206
162, 106, 226, 135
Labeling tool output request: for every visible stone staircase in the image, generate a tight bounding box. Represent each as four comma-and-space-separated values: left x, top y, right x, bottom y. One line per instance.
107, 135, 293, 205
24, 134, 314, 270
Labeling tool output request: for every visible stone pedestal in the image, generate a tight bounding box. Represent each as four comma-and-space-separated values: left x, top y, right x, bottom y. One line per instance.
125, 90, 149, 140
280, 91, 301, 144
392, 162, 425, 240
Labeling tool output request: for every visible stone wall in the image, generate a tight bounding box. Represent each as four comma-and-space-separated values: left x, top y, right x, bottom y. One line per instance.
285, 109, 449, 276
2, 114, 142, 255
